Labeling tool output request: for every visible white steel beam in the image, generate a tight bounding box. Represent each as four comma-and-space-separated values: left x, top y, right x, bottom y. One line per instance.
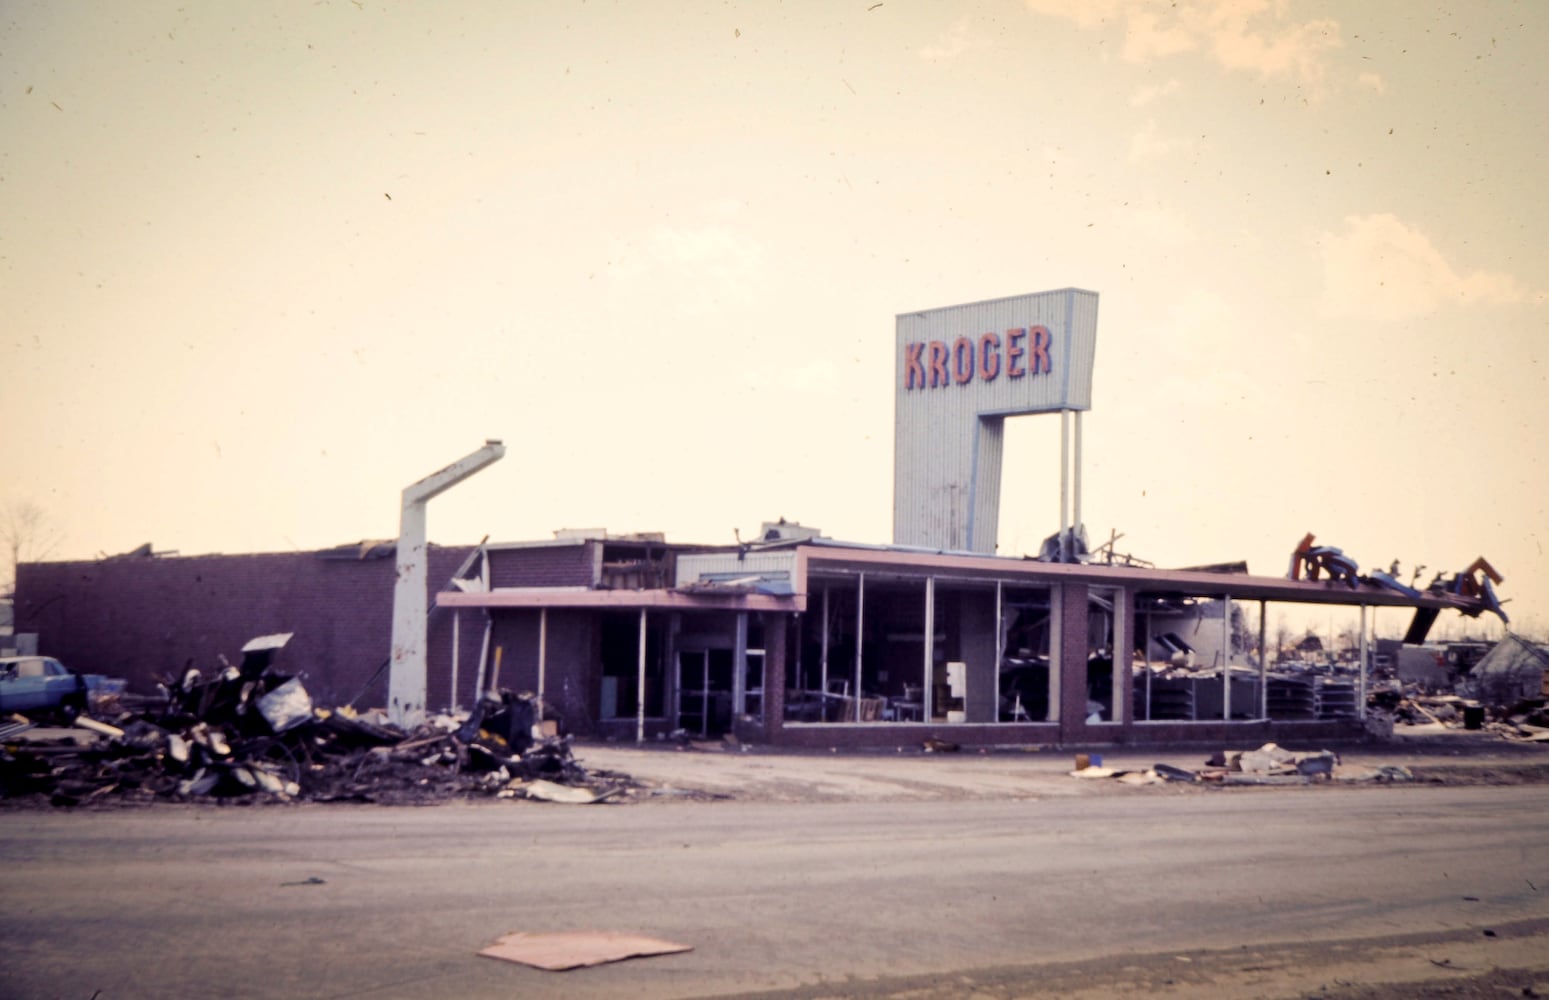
389, 440, 505, 727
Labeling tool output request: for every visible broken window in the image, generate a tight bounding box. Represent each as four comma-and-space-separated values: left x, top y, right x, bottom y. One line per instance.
598, 612, 664, 720
788, 574, 935, 724
1085, 587, 1122, 723
997, 585, 1056, 723
1133, 594, 1279, 723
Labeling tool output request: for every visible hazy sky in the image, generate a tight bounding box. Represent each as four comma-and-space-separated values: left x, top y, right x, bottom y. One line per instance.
3, 1, 1545, 635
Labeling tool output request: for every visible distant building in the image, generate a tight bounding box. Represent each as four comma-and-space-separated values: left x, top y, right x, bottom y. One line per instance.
1468, 633, 1549, 706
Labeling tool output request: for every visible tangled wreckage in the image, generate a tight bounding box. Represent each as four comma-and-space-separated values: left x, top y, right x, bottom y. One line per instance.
0, 634, 631, 808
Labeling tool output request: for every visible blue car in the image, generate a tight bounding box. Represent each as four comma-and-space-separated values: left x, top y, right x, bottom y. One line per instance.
0, 655, 89, 715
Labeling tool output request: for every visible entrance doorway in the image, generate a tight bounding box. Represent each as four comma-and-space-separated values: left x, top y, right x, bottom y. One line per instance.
676, 648, 735, 737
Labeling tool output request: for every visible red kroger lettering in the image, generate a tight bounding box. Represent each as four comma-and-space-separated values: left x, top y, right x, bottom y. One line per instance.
1029, 324, 1052, 375
901, 329, 1053, 390
1006, 327, 1027, 378
952, 337, 975, 384
928, 340, 950, 387
904, 342, 927, 389
978, 332, 1001, 381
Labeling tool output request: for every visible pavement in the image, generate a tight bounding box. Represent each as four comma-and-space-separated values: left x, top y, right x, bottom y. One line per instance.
569, 724, 1549, 804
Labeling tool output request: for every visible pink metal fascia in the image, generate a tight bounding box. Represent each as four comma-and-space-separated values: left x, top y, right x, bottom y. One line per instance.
437, 588, 805, 613
793, 544, 1483, 612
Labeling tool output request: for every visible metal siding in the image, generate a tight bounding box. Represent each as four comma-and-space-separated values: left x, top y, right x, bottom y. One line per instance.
1065, 289, 1100, 409
675, 551, 797, 586
970, 416, 1004, 552
894, 289, 1099, 553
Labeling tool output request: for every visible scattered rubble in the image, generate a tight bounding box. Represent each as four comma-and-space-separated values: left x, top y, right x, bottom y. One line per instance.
1068, 743, 1416, 788
1369, 670, 1549, 744
0, 634, 632, 809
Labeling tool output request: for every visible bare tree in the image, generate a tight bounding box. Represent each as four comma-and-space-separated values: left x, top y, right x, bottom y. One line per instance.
1513, 615, 1549, 644
1, 498, 61, 597
1336, 623, 1360, 660
1273, 613, 1293, 665
1229, 602, 1256, 660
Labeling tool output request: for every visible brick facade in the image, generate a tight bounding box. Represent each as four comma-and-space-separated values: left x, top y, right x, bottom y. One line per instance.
16, 545, 475, 709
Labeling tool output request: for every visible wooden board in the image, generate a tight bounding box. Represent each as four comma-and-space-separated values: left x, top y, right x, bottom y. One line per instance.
479, 931, 692, 971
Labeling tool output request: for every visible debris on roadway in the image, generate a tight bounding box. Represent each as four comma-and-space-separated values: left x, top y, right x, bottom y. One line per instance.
479, 930, 693, 971
1068, 742, 1416, 787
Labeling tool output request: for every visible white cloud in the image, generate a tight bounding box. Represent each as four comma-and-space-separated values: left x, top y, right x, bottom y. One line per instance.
1128, 118, 1189, 161
918, 18, 978, 62
1205, 1, 1341, 84
607, 219, 767, 317
1123, 9, 1197, 63
1129, 78, 1183, 107
1356, 71, 1386, 94
1027, 0, 1344, 91
1319, 214, 1540, 323
1022, 0, 1121, 31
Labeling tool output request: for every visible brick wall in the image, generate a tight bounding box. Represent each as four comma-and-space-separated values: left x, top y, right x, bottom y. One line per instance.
16, 545, 475, 709
488, 543, 596, 588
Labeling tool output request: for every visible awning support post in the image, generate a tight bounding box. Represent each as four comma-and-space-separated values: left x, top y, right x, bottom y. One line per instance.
636, 608, 648, 744
853, 572, 866, 721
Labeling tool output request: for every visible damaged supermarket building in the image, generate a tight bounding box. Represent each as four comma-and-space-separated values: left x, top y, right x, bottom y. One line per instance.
15, 289, 1508, 749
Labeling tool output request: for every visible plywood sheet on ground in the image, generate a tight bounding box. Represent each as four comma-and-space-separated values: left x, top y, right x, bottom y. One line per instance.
478, 930, 692, 971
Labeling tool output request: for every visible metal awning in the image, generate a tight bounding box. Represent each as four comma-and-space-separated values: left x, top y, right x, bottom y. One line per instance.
437, 587, 804, 613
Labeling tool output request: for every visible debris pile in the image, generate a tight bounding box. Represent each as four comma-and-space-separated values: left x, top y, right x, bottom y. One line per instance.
0, 634, 631, 808
1369, 687, 1477, 727
1369, 668, 1549, 743
1069, 743, 1415, 787
1490, 709, 1549, 745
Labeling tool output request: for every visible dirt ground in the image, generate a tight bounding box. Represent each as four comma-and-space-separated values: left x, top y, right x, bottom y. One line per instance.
570, 727, 1549, 805
706, 919, 1549, 1000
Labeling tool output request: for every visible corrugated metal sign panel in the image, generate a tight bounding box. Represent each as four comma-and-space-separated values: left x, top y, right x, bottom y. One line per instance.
893, 289, 1099, 554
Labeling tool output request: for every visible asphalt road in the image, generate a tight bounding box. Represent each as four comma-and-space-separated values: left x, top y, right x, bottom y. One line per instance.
4, 785, 1549, 999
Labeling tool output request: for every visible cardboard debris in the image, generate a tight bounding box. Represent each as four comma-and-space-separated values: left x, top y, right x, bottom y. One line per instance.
479, 931, 693, 971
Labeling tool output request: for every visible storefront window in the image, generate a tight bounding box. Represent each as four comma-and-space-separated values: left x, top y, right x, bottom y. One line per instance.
1132, 593, 1265, 722
998, 585, 1056, 723
599, 612, 664, 719
1085, 587, 1121, 723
